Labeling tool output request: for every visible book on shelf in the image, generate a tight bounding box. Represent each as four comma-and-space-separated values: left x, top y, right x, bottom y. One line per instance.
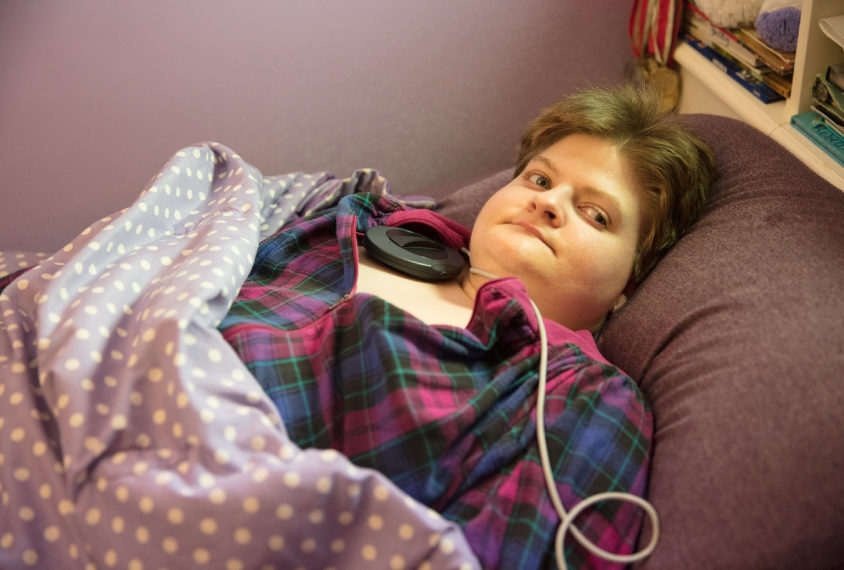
733, 28, 795, 75
684, 4, 766, 71
827, 63, 844, 92
810, 66, 844, 132
791, 111, 844, 168
759, 70, 792, 99
811, 105, 844, 138
681, 3, 792, 98
721, 46, 792, 98
681, 34, 785, 103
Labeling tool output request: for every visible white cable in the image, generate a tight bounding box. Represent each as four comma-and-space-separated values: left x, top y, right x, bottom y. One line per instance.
467, 263, 660, 569
530, 298, 659, 569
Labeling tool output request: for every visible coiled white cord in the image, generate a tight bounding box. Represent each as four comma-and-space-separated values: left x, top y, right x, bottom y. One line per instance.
467, 264, 660, 569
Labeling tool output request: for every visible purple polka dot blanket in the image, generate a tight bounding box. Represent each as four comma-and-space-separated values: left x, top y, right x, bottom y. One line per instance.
0, 143, 478, 569
0, 142, 653, 569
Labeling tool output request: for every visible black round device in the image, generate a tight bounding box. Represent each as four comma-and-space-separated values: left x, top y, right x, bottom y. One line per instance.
363, 226, 466, 282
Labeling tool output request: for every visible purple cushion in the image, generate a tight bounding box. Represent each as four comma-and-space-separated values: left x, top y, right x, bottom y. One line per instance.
435, 169, 513, 229
435, 114, 844, 568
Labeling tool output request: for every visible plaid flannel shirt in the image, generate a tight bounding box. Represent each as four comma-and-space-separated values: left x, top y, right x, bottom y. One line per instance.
219, 193, 653, 569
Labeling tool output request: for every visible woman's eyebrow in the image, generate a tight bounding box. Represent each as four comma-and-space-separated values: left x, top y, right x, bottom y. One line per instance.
533, 155, 559, 176
582, 185, 622, 217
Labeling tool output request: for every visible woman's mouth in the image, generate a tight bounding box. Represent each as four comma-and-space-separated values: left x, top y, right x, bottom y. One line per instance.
512, 222, 553, 252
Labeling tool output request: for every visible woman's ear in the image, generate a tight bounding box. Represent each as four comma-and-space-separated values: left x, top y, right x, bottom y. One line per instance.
594, 291, 629, 335
616, 276, 639, 310
611, 293, 628, 314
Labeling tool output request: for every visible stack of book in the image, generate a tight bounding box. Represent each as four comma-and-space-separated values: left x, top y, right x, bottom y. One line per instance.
681, 3, 794, 104
790, 64, 844, 168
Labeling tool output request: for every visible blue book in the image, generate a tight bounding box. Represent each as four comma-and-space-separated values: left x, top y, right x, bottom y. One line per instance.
682, 35, 784, 104
791, 111, 844, 168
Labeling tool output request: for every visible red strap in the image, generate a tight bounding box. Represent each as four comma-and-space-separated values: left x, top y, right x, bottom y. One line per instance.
629, 0, 684, 64
384, 209, 471, 251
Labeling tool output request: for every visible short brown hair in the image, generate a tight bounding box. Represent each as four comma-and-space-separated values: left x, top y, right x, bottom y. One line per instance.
515, 84, 716, 283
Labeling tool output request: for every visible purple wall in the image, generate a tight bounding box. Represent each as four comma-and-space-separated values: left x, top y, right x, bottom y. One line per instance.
0, 1, 631, 253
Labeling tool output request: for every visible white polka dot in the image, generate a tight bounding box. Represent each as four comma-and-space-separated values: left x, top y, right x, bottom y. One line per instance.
362, 544, 377, 561
316, 477, 332, 494
162, 537, 178, 554
103, 549, 118, 566
283, 472, 300, 488
301, 538, 316, 553
268, 535, 285, 551
85, 507, 102, 525
193, 548, 210, 564
234, 527, 251, 544
22, 550, 38, 566
209, 488, 226, 505
44, 526, 60, 542
115, 486, 130, 502
242, 497, 259, 514
199, 517, 218, 535
58, 500, 74, 515
374, 484, 390, 501
279, 445, 296, 460
136, 497, 154, 515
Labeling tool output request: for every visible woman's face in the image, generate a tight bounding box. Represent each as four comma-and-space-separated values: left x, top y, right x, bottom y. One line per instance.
468, 134, 643, 331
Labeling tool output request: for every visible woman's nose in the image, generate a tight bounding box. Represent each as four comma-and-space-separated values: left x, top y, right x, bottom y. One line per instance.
529, 188, 567, 227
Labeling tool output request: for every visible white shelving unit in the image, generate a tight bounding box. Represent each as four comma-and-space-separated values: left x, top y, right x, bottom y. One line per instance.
674, 0, 844, 190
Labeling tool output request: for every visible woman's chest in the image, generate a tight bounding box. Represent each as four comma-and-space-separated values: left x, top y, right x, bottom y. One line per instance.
356, 246, 474, 328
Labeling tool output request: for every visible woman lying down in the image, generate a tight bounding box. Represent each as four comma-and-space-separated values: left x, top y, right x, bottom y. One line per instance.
220, 84, 716, 569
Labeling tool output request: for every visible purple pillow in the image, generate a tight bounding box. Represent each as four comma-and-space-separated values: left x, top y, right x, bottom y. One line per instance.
436, 114, 844, 568
435, 169, 513, 229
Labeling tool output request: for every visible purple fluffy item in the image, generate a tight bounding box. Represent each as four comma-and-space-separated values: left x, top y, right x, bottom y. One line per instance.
756, 6, 801, 52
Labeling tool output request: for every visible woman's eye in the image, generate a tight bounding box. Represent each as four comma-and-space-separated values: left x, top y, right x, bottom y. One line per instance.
527, 173, 551, 189
581, 205, 609, 228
